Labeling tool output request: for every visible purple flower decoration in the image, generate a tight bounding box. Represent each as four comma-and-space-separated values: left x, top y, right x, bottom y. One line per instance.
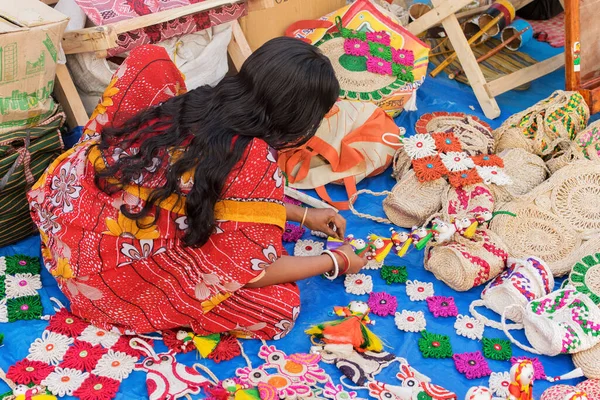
368, 292, 398, 316
283, 195, 301, 206
392, 48, 415, 66
344, 38, 369, 57
510, 356, 546, 380
282, 222, 305, 242
426, 296, 458, 318
366, 31, 391, 46
367, 56, 392, 75
453, 351, 491, 379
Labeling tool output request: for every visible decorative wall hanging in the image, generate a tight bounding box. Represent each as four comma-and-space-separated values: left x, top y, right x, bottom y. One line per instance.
454, 315, 484, 340
368, 292, 397, 317
257, 344, 328, 386
453, 352, 492, 380
395, 310, 427, 333
381, 265, 408, 285
418, 331, 453, 359
396, 363, 457, 400
405, 280, 434, 302
0, 255, 44, 322
426, 296, 458, 318
294, 240, 325, 257
482, 338, 512, 361
345, 274, 374, 295
489, 371, 512, 398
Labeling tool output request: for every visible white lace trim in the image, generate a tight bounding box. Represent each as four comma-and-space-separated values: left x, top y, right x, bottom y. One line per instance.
41, 367, 89, 396
454, 314, 484, 340
405, 280, 434, 301
27, 330, 74, 365
78, 325, 120, 348
394, 310, 426, 332
92, 350, 137, 381
294, 240, 324, 257
344, 274, 373, 295
0, 299, 8, 323
5, 273, 42, 299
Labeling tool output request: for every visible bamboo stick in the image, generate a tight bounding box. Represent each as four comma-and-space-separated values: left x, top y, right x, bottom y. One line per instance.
284, 187, 339, 212
429, 13, 504, 78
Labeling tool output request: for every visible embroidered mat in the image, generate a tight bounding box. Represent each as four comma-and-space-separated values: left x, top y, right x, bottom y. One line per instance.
527, 13, 566, 48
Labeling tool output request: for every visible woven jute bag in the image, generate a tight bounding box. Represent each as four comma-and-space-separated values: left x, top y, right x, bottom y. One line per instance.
494, 90, 590, 157
424, 228, 509, 292
490, 160, 600, 276
567, 237, 600, 306
574, 342, 600, 379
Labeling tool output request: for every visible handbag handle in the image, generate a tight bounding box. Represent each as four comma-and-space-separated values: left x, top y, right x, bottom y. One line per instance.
0, 130, 34, 193
501, 304, 541, 354
469, 299, 523, 331
314, 176, 357, 210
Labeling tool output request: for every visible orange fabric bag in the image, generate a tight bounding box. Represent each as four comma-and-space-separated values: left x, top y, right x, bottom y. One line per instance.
278, 100, 401, 210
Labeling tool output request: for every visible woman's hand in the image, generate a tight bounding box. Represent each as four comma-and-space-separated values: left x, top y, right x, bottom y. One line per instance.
303, 208, 347, 239
335, 244, 367, 275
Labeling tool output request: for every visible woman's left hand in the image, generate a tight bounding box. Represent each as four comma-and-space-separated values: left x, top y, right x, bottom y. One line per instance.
303, 208, 346, 239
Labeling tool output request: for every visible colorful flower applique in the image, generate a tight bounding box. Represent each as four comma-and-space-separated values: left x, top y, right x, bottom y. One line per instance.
406, 280, 434, 301
432, 132, 462, 153
453, 351, 491, 379
73, 375, 120, 400
366, 31, 391, 46
282, 223, 305, 243
472, 154, 504, 167
42, 367, 89, 397
0, 255, 45, 322
418, 331, 452, 359
294, 240, 324, 257
258, 344, 328, 386
440, 152, 475, 172
78, 326, 120, 348
27, 330, 74, 366
482, 338, 512, 361
392, 48, 415, 66
447, 169, 482, 187
412, 156, 449, 182
426, 296, 458, 318
7, 359, 55, 385
61, 341, 107, 372
208, 334, 241, 363
323, 380, 358, 399
344, 274, 373, 295
403, 134, 438, 159
92, 350, 137, 380
489, 371, 511, 398
344, 38, 369, 56
364, 259, 384, 270
381, 265, 408, 284
367, 292, 398, 316
395, 310, 426, 332
454, 315, 484, 340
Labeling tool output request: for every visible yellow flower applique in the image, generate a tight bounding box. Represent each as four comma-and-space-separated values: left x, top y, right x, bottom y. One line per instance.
104, 213, 160, 240
52, 257, 74, 280
201, 292, 232, 314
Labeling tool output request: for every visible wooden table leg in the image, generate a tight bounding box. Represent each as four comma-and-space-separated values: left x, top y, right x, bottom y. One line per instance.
227, 20, 253, 72
54, 64, 89, 130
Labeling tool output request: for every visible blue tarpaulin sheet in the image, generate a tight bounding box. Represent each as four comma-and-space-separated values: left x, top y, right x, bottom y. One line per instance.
0, 38, 589, 399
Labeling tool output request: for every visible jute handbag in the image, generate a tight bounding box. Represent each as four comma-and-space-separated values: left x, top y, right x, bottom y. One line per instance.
0, 106, 65, 247
494, 90, 590, 157
490, 160, 600, 276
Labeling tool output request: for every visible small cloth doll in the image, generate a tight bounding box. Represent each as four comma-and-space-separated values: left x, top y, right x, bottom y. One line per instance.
349, 236, 369, 255
508, 360, 535, 400
305, 301, 383, 353
363, 235, 393, 262
390, 229, 411, 257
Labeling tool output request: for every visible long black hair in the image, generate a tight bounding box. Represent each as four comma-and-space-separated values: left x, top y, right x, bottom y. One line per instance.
96, 37, 340, 247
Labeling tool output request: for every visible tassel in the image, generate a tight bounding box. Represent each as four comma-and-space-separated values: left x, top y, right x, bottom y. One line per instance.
397, 238, 413, 257
191, 333, 221, 358
404, 90, 418, 112
463, 221, 478, 239
546, 368, 585, 382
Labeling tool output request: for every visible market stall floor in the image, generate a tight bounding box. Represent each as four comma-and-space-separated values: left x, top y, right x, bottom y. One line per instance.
0, 38, 584, 399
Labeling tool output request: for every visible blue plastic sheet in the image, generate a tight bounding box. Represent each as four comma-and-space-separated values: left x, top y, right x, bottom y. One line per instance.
0, 38, 588, 399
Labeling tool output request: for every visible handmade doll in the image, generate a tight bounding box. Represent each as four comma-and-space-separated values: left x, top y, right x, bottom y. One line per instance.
390, 229, 412, 257
508, 360, 535, 400
431, 219, 457, 244
305, 301, 383, 352
364, 235, 394, 262
453, 217, 478, 238
10, 386, 56, 400
347, 235, 369, 255
464, 386, 492, 400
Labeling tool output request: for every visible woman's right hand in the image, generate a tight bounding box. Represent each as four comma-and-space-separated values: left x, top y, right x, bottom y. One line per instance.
336, 244, 368, 275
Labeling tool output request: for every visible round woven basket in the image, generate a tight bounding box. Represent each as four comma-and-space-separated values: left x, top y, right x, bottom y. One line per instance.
567, 237, 600, 305
414, 112, 495, 155
494, 90, 590, 157
574, 343, 600, 379
489, 148, 548, 204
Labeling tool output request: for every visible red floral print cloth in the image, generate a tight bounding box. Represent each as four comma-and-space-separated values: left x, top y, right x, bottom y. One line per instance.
28, 45, 300, 340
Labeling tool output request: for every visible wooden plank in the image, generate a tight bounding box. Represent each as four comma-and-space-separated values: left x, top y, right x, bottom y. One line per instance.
486, 53, 565, 97
430, 0, 500, 119
407, 0, 473, 35
54, 64, 89, 129
456, 5, 488, 20
227, 20, 253, 71
62, 26, 118, 55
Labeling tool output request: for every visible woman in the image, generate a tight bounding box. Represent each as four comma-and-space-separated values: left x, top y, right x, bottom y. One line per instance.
28, 38, 366, 340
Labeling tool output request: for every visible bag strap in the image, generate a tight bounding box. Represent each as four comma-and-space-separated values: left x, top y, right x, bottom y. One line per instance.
314, 176, 358, 210
348, 189, 393, 224
284, 20, 335, 41
501, 304, 541, 355
283, 148, 316, 184
0, 130, 34, 193
469, 299, 523, 331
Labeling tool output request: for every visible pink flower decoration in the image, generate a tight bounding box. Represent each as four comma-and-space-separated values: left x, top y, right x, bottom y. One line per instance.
344, 38, 369, 56
283, 223, 305, 243
392, 49, 415, 66
367, 56, 392, 75
453, 351, 492, 379
510, 356, 546, 380
426, 296, 458, 318
368, 292, 398, 316
366, 31, 391, 45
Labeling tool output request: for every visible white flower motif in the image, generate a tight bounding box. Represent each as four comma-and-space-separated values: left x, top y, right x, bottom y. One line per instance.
475, 166, 513, 186
454, 314, 484, 340
27, 331, 74, 365
344, 274, 373, 295
394, 310, 426, 332
250, 245, 278, 271
92, 350, 137, 380
175, 216, 188, 231
5, 273, 42, 299
41, 367, 89, 396
405, 280, 434, 301
119, 240, 166, 266
0, 256, 6, 275
267, 148, 278, 163
78, 325, 120, 348
0, 299, 8, 323
403, 134, 437, 159
440, 152, 476, 172
273, 306, 300, 340
363, 259, 383, 270
273, 168, 283, 188
294, 240, 324, 257
50, 161, 82, 213
37, 208, 61, 234
145, 157, 161, 173
489, 371, 511, 398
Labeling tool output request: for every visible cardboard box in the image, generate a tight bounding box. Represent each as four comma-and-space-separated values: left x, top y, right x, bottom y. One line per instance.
240, 0, 346, 51
0, 0, 68, 133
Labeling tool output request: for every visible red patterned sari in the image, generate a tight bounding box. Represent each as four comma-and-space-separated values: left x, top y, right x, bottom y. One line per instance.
28, 45, 300, 340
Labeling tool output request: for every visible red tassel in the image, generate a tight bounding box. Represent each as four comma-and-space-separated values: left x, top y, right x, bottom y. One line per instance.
208, 335, 241, 363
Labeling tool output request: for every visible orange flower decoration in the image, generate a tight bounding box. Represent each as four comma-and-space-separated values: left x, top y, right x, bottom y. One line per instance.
448, 169, 482, 188
471, 154, 504, 168
432, 131, 462, 153
90, 77, 120, 121
412, 155, 448, 182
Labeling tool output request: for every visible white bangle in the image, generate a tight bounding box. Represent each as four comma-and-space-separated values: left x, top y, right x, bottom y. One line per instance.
322, 250, 339, 280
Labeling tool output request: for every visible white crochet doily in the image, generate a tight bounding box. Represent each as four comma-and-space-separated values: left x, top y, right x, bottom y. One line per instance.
405, 280, 434, 301
294, 240, 324, 257
344, 273, 373, 295
394, 310, 427, 332
454, 314, 484, 340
